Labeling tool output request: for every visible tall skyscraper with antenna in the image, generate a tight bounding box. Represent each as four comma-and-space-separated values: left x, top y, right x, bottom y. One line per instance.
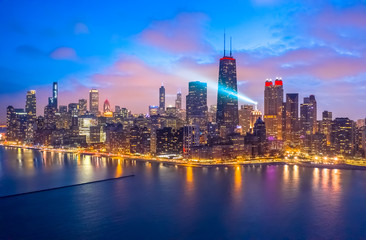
216, 35, 239, 137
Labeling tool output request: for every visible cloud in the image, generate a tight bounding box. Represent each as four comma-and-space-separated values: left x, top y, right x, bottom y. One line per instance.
74, 22, 89, 35
138, 13, 212, 55
50, 47, 78, 60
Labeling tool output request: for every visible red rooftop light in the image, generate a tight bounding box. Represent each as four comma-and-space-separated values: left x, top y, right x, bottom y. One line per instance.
220, 57, 235, 61
275, 80, 283, 86
265, 81, 273, 87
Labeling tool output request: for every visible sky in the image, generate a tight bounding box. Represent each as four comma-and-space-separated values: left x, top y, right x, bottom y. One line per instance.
1, 0, 366, 122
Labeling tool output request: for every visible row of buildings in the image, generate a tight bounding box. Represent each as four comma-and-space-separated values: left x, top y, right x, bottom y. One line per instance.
5, 46, 366, 160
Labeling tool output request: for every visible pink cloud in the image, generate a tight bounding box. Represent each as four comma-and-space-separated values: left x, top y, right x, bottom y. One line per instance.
138, 13, 212, 54
50, 47, 78, 60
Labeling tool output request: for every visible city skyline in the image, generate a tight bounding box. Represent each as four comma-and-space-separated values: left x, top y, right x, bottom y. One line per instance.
1, 1, 366, 122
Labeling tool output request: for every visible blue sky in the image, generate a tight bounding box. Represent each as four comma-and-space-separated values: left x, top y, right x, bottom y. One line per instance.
1, 0, 366, 122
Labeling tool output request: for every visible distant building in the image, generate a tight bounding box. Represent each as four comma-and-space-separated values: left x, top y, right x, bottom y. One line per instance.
48, 82, 58, 109
175, 91, 182, 110
186, 81, 207, 126
285, 93, 299, 145
300, 95, 317, 136
159, 84, 165, 114
25, 90, 36, 121
149, 105, 159, 116
78, 99, 87, 116
156, 127, 183, 155
263, 78, 283, 140
183, 125, 200, 158
239, 105, 253, 135
331, 118, 354, 156
89, 89, 99, 115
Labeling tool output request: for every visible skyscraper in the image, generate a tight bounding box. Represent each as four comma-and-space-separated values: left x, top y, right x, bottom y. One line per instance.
175, 91, 182, 110
25, 90, 36, 121
47, 82, 58, 109
78, 99, 87, 116
263, 78, 283, 140
285, 93, 299, 145
216, 37, 239, 137
331, 118, 354, 155
186, 81, 207, 126
89, 89, 99, 115
300, 95, 317, 136
321, 110, 332, 145
159, 84, 165, 114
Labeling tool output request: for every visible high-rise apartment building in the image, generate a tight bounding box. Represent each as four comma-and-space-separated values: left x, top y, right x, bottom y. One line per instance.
331, 118, 354, 155
239, 105, 254, 135
285, 93, 299, 145
300, 95, 317, 136
25, 90, 36, 121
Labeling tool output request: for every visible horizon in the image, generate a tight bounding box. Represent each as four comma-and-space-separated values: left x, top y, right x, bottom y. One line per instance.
1, 0, 366, 122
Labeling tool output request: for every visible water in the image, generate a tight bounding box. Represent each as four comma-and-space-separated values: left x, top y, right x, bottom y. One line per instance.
1, 146, 366, 239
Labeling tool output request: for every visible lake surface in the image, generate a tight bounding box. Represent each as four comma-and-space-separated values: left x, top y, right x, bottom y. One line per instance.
1, 146, 366, 239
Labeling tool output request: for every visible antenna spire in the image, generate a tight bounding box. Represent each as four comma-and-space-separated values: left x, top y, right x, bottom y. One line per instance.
230, 37, 232, 57
224, 30, 226, 57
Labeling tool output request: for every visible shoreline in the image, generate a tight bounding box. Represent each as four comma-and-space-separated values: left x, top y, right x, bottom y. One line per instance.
2, 143, 366, 171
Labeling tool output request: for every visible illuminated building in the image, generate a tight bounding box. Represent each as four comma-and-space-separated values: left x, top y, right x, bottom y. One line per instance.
175, 91, 182, 109
208, 105, 217, 123
6, 106, 27, 142
103, 99, 113, 117
285, 93, 299, 145
186, 81, 207, 126
78, 99, 87, 116
183, 125, 200, 158
250, 109, 262, 130
89, 89, 99, 115
25, 90, 36, 121
130, 126, 150, 154
321, 111, 332, 146
300, 95, 317, 136
47, 82, 58, 109
44, 105, 57, 130
78, 115, 98, 143
90, 125, 106, 143
245, 117, 267, 157
149, 105, 159, 116
159, 84, 165, 114
156, 127, 183, 155
331, 118, 355, 155
68, 103, 79, 117
239, 105, 254, 135
263, 78, 283, 140
216, 38, 239, 137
